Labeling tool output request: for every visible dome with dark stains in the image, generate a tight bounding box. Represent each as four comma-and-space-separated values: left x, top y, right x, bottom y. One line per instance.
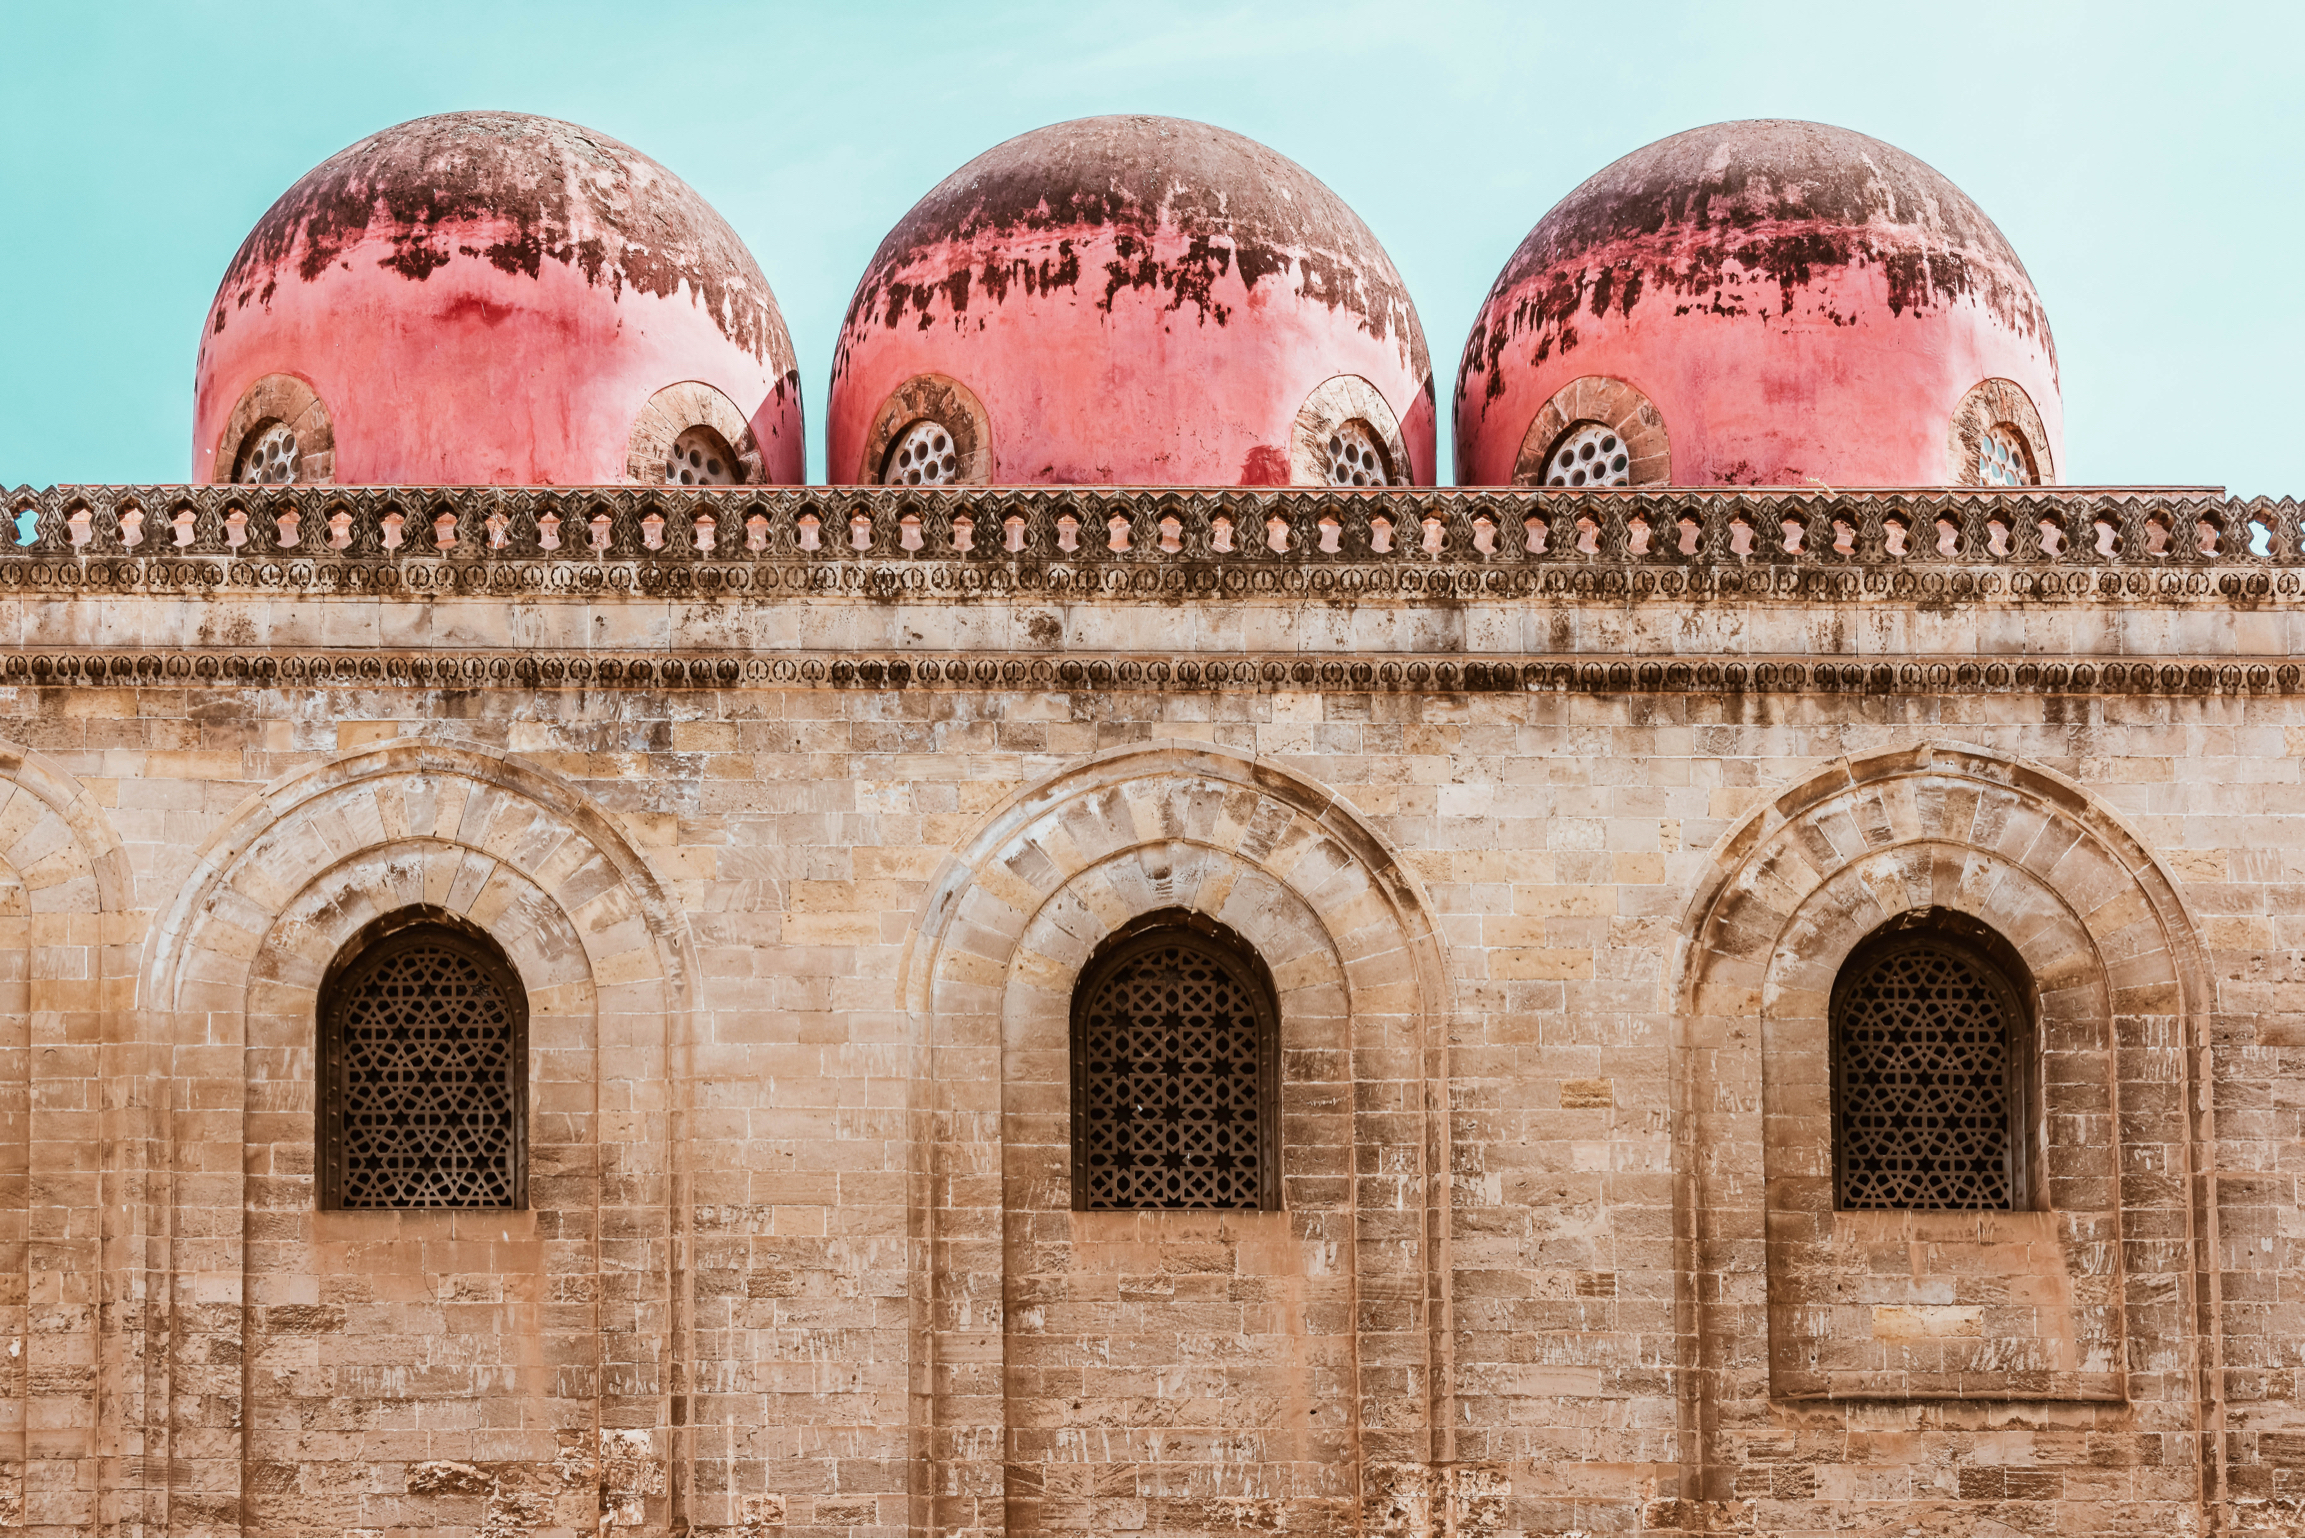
194, 111, 802, 486
828, 115, 1434, 488
1454, 120, 2062, 490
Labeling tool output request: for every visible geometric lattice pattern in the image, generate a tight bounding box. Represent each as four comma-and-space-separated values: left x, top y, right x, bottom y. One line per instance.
329, 933, 520, 1207
1836, 940, 2014, 1209
1078, 936, 1268, 1209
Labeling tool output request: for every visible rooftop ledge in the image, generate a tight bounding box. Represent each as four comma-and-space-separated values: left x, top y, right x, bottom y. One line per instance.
2, 485, 2297, 586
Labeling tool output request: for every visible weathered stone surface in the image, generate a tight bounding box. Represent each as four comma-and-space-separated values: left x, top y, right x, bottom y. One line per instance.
0, 486, 2298, 1535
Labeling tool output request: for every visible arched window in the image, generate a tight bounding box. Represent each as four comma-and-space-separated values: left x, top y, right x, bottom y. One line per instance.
1537, 420, 1632, 487
235, 419, 301, 484
1977, 422, 2038, 487
1070, 912, 1280, 1211
881, 417, 960, 485
1321, 419, 1395, 486
1832, 914, 2032, 1210
318, 910, 527, 1210
665, 423, 742, 486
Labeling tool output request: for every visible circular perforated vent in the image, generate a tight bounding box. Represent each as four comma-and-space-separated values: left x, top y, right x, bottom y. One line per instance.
666, 426, 738, 486
1978, 424, 2035, 487
1543, 422, 1629, 488
884, 419, 958, 486
1835, 938, 2016, 1210
236, 422, 299, 485
1325, 421, 1391, 486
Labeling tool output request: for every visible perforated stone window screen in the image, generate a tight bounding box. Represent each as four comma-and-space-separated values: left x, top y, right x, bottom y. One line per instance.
320, 922, 527, 1209
1979, 424, 2037, 487
1326, 420, 1392, 486
1543, 422, 1630, 487
1832, 935, 2022, 1210
667, 426, 739, 486
883, 418, 959, 486
236, 422, 300, 485
1071, 925, 1279, 1210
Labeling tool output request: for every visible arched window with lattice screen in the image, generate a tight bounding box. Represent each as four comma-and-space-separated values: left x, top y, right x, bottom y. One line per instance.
318, 910, 528, 1210
1070, 912, 1281, 1211
1831, 916, 2034, 1211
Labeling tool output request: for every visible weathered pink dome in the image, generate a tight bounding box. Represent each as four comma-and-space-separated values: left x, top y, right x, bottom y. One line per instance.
195, 111, 802, 486
1455, 120, 2062, 490
829, 115, 1434, 488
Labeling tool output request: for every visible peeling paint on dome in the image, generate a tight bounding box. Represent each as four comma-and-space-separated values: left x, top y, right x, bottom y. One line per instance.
828, 116, 1434, 487
213, 111, 795, 370
193, 111, 803, 486
1453, 120, 2063, 489
836, 115, 1427, 382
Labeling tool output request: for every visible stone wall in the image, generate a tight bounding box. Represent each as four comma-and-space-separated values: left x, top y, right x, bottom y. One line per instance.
1, 485, 2301, 1536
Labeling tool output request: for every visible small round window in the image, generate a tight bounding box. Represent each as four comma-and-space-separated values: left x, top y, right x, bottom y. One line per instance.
236, 421, 300, 485
883, 419, 958, 486
1978, 424, 2036, 487
1543, 422, 1629, 487
1325, 421, 1391, 487
666, 425, 738, 486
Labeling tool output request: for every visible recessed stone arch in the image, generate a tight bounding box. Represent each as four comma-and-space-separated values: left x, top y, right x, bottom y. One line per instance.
900, 742, 1454, 1537
1672, 743, 2218, 1529
134, 739, 699, 1536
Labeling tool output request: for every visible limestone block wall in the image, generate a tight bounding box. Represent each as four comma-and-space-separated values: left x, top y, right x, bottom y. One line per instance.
0, 484, 2300, 1536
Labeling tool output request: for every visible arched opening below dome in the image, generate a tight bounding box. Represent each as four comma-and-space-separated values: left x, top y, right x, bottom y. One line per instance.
626, 382, 762, 487
1949, 379, 2054, 488
211, 374, 335, 487
1288, 375, 1411, 488
665, 426, 740, 487
857, 375, 991, 487
1511, 376, 1669, 489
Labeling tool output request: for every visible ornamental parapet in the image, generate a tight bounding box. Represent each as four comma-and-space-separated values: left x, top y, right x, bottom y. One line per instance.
3, 485, 2300, 602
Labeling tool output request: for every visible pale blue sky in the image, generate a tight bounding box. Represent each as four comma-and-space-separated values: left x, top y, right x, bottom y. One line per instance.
2, 0, 2297, 492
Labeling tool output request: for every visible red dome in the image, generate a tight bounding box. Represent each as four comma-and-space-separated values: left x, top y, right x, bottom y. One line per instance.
194, 112, 802, 487
829, 115, 1433, 488
1455, 120, 2061, 490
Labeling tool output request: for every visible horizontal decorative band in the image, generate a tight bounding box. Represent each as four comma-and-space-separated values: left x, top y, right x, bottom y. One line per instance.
0, 652, 2293, 697
0, 556, 2297, 605
4, 485, 2301, 580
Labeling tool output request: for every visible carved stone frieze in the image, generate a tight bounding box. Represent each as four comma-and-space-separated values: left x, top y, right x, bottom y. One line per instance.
1, 487, 2293, 601
0, 650, 2289, 697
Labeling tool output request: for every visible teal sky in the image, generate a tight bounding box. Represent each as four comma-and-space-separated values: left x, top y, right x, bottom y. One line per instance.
2, 0, 2297, 493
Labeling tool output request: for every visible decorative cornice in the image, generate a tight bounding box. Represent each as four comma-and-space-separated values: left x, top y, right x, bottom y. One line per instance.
0, 651, 2292, 698
2, 486, 2299, 604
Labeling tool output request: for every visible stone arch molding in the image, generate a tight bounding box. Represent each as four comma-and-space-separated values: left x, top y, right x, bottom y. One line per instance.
901, 742, 1455, 1537
134, 738, 702, 1535
144, 739, 696, 1023
1672, 744, 2219, 1514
